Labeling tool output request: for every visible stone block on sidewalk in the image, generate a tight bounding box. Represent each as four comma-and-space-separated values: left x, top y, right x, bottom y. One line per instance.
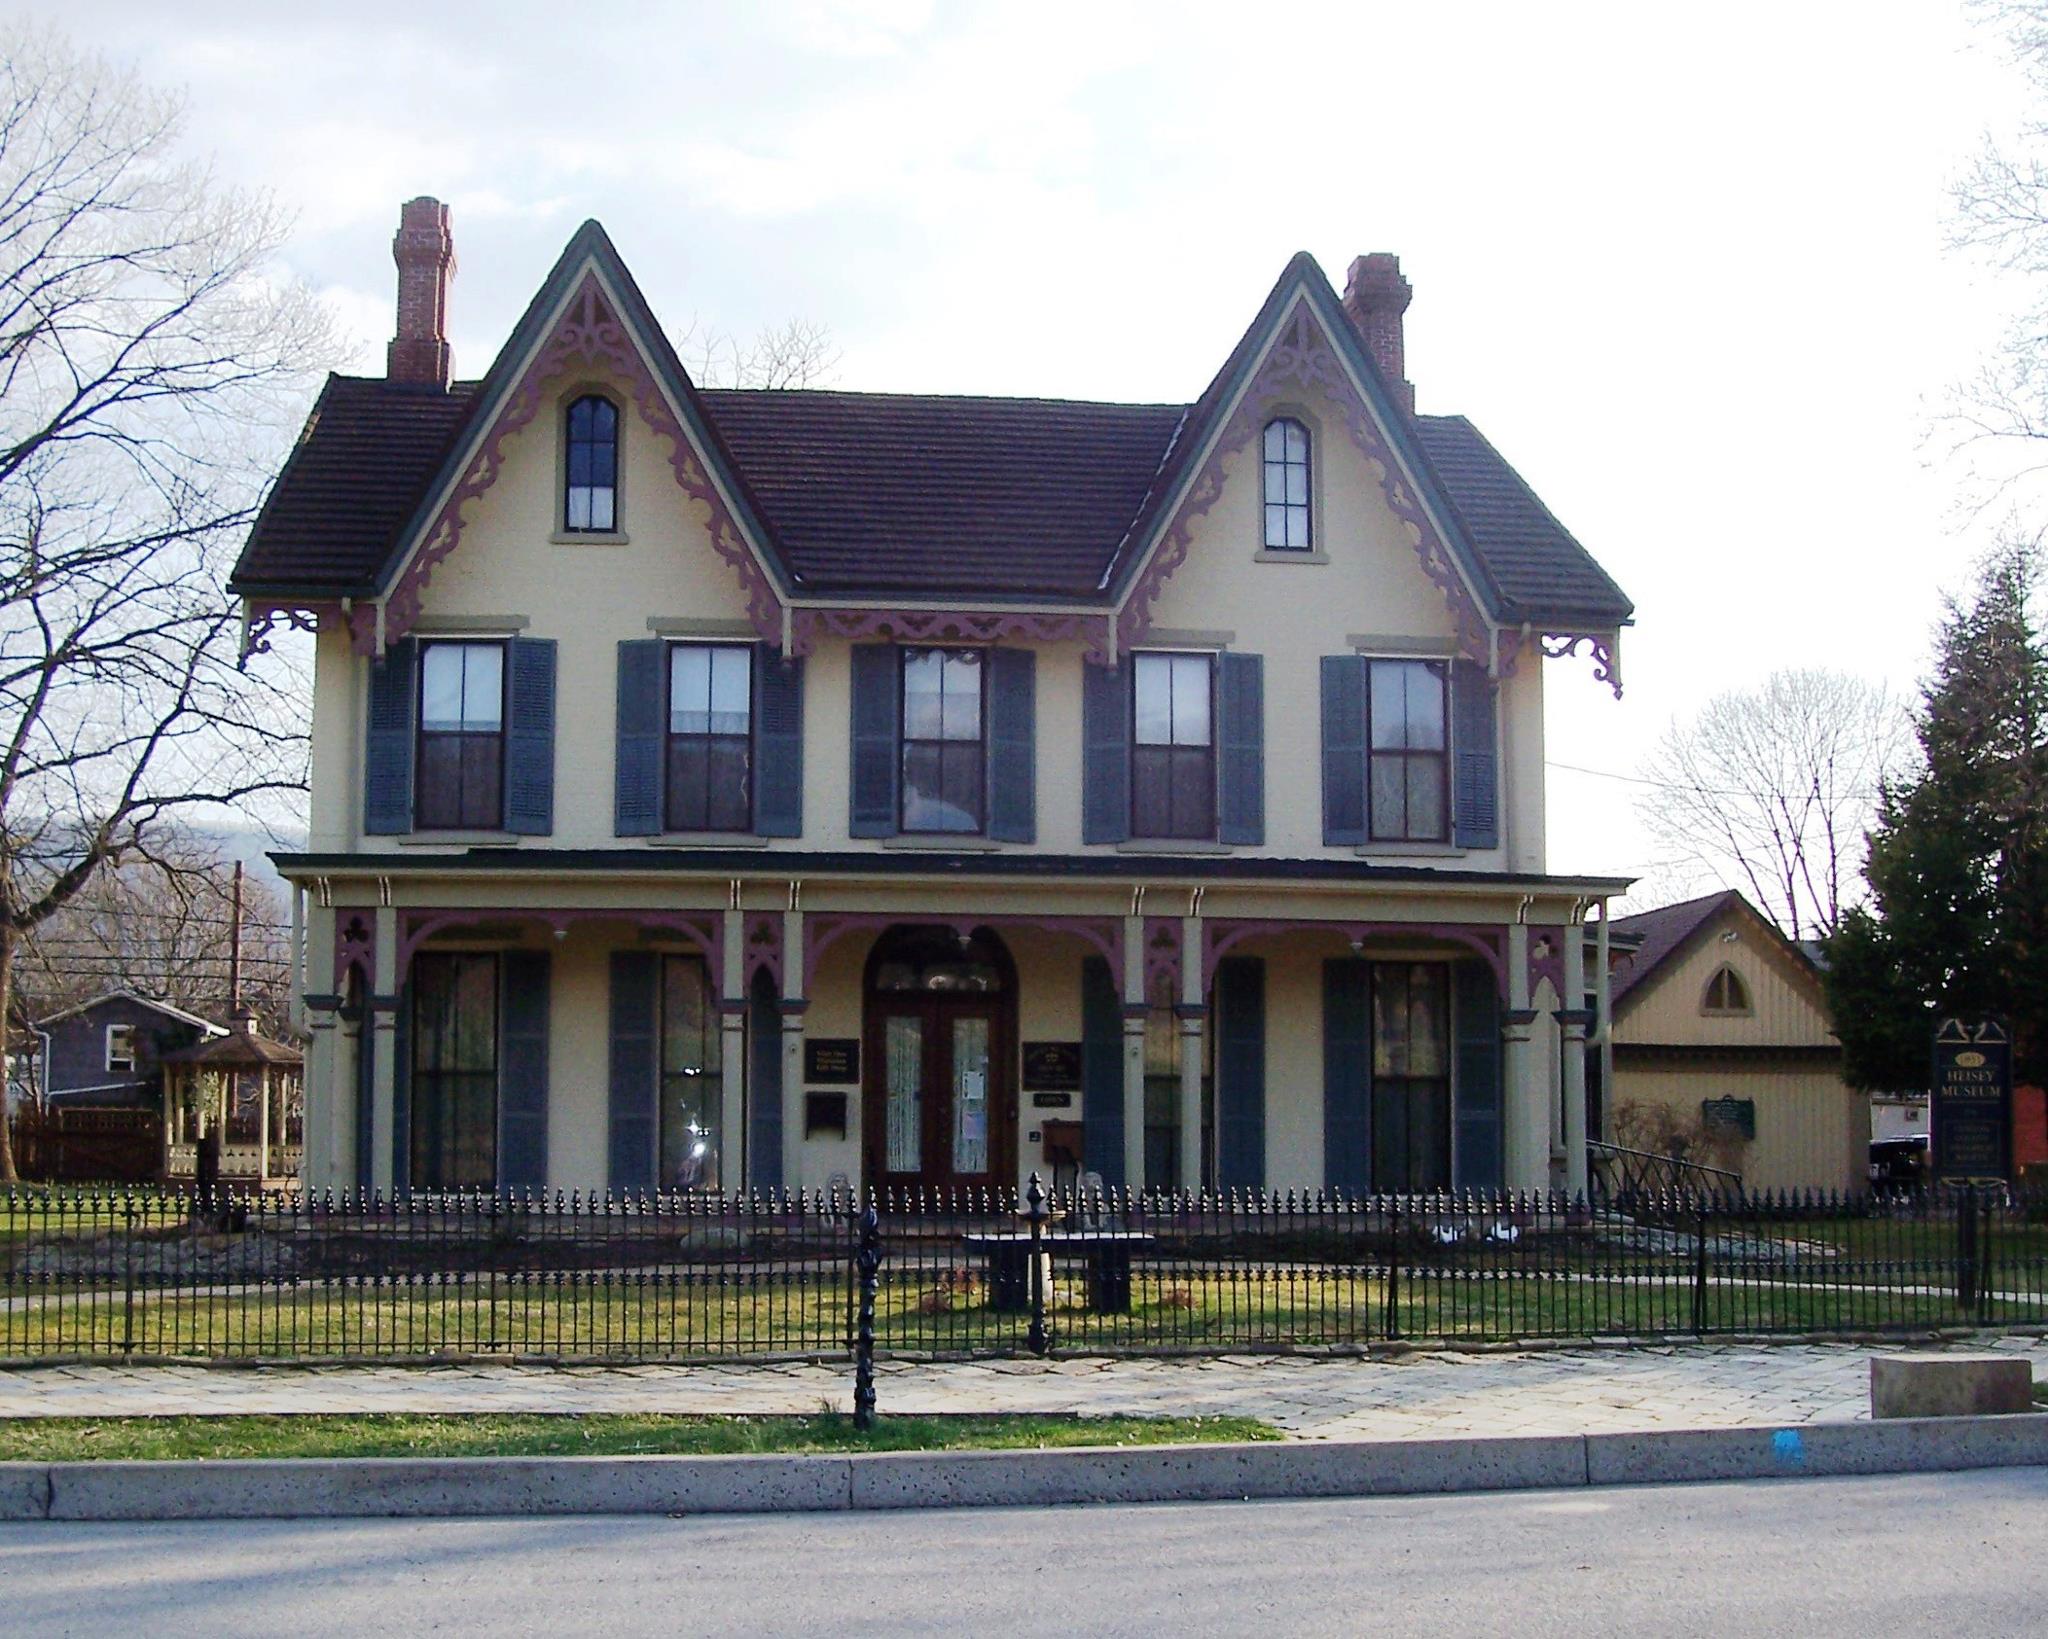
1870, 1354, 2034, 1419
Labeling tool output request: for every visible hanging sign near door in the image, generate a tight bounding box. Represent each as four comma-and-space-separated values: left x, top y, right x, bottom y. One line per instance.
805, 1039, 860, 1084
1022, 1041, 1082, 1091
1932, 1018, 2011, 1182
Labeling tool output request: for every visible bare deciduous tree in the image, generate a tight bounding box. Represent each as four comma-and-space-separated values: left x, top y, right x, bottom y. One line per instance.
14, 837, 291, 1034
679, 316, 841, 390
0, 27, 334, 1176
1947, 2, 2048, 503
1636, 669, 1909, 941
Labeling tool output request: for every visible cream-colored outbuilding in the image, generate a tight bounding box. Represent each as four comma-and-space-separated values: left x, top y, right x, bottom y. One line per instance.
1603, 892, 1865, 1193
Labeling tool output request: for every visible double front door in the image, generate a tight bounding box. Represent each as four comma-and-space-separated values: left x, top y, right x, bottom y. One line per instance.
865, 994, 1011, 1192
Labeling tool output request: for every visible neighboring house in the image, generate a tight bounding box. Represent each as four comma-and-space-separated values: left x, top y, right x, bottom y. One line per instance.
1605, 892, 1863, 1192
231, 199, 1635, 1199
30, 991, 227, 1110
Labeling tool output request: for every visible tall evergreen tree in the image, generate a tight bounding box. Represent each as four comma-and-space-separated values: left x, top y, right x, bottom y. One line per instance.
1826, 543, 2048, 1088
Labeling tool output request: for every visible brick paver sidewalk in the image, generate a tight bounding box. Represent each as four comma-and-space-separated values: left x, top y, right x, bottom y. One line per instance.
2, 1334, 2042, 1439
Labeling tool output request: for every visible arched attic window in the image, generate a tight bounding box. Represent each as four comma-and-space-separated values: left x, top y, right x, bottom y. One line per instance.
1702, 965, 1751, 1015
1261, 417, 1311, 550
564, 394, 619, 532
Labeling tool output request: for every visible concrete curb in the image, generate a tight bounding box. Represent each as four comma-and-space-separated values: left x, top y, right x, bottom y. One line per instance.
0, 1415, 2043, 1521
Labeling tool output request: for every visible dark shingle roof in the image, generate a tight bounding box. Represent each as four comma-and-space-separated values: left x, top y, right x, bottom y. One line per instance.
1608, 891, 1743, 1007
1411, 416, 1630, 625
699, 390, 1185, 598
229, 238, 1632, 628
236, 376, 481, 592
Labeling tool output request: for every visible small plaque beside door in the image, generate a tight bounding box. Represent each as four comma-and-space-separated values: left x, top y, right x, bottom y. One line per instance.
805, 1038, 860, 1084
1022, 1041, 1082, 1092
805, 1091, 849, 1140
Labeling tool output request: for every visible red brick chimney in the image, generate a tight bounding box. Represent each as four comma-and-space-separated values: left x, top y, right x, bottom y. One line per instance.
1342, 252, 1414, 415
387, 197, 455, 388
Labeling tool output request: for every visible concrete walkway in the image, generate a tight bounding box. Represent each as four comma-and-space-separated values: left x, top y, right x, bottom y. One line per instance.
2, 1334, 2042, 1439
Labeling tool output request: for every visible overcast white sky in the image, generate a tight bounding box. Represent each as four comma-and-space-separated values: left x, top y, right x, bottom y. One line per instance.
27, 0, 2037, 903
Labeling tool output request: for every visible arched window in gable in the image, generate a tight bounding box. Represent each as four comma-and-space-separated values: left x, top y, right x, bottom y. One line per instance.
1702, 965, 1751, 1015
564, 394, 619, 533
1262, 417, 1311, 551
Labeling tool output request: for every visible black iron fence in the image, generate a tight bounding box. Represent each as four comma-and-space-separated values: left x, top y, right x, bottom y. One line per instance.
0, 1181, 2040, 1363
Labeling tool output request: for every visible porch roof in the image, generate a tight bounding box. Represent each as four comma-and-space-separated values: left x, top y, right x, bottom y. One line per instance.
271, 847, 1630, 896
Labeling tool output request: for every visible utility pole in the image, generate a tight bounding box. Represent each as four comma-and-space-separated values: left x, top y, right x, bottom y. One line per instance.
228, 860, 243, 1012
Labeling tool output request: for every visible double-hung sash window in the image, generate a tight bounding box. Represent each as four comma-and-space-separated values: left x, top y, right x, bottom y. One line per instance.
411, 951, 499, 1191
1371, 961, 1450, 1192
1132, 652, 1215, 839
900, 647, 985, 834
564, 395, 619, 532
660, 954, 722, 1189
666, 644, 753, 832
417, 641, 506, 830
1262, 418, 1311, 550
1368, 659, 1448, 842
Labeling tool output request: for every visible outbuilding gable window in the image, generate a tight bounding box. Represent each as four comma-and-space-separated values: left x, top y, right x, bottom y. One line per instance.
1703, 965, 1751, 1015
900, 647, 985, 834
105, 1024, 136, 1073
667, 644, 753, 832
1262, 418, 1311, 550
417, 641, 506, 830
564, 394, 619, 532
1132, 652, 1216, 840
1367, 659, 1448, 842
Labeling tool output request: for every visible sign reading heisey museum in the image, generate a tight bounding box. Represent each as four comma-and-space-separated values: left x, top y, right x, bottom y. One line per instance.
1932, 1017, 2012, 1183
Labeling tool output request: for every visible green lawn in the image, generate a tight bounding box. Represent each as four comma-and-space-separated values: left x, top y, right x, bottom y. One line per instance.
0, 1263, 2027, 1360
0, 1412, 1278, 1463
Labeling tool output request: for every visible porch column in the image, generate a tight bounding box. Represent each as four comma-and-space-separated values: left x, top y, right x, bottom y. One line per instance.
1594, 902, 1614, 1146
1120, 913, 1147, 1192
1504, 920, 1546, 1195
1560, 914, 1590, 1198
257, 1067, 272, 1187
719, 904, 746, 1194
1178, 913, 1204, 1194
370, 903, 399, 1194
303, 900, 340, 1190
781, 904, 806, 1191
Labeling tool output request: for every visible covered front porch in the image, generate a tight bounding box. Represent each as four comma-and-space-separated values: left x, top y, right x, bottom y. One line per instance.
288, 860, 1621, 1199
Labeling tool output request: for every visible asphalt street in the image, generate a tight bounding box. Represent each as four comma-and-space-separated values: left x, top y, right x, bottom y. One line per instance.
0, 1469, 2041, 1636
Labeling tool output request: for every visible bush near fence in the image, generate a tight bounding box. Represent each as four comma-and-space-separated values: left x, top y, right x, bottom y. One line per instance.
0, 1184, 2039, 1363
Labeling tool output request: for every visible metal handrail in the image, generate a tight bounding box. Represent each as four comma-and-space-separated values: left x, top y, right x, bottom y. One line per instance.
1588, 1138, 1742, 1198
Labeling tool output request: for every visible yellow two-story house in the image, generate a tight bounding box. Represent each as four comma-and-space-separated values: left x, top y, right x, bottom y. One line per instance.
234, 199, 1633, 1201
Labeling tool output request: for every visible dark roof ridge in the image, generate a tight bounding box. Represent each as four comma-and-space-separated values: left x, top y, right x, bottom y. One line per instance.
703, 385, 1187, 411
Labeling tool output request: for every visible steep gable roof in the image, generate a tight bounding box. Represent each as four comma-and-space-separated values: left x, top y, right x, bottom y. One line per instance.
1608, 891, 1821, 1014
231, 230, 1632, 633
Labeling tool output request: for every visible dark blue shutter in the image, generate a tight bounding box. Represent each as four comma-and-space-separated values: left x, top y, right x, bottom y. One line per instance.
1323, 958, 1371, 1196
849, 644, 899, 837
1080, 955, 1124, 1187
747, 968, 783, 1191
1453, 960, 1504, 1192
1081, 660, 1130, 844
614, 639, 664, 837
608, 951, 658, 1191
503, 638, 557, 835
1218, 651, 1264, 845
1216, 956, 1265, 1190
364, 637, 417, 835
754, 648, 804, 837
1452, 661, 1500, 850
498, 951, 550, 1190
1320, 655, 1366, 846
390, 988, 411, 1194
987, 647, 1036, 843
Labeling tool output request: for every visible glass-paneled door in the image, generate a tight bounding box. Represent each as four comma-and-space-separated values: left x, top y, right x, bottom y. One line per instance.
866, 995, 1007, 1191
